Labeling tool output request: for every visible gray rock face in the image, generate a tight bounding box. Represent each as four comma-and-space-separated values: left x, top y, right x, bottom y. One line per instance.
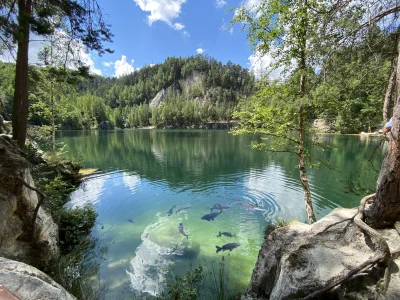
245, 208, 400, 299
150, 88, 167, 108
0, 135, 59, 270
313, 118, 334, 133
0, 257, 75, 300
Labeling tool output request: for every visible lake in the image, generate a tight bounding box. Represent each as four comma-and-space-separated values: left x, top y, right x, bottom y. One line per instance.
58, 130, 386, 299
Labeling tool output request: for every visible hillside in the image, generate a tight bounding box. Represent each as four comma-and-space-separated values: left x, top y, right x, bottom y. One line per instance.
76, 55, 255, 129
0, 55, 255, 130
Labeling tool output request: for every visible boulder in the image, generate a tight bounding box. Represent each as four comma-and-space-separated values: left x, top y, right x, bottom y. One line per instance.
98, 120, 110, 130
0, 257, 75, 300
0, 135, 59, 271
245, 208, 400, 299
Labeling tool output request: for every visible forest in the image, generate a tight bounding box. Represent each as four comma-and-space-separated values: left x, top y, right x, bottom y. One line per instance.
0, 27, 392, 134
1, 0, 400, 299
1, 55, 256, 130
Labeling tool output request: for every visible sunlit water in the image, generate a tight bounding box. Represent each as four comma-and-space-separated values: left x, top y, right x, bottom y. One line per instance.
58, 130, 386, 299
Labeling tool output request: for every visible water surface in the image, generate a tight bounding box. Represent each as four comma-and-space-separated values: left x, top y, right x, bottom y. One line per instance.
58, 130, 385, 299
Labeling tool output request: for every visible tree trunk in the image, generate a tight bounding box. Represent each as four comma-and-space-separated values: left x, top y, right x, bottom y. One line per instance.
383, 64, 396, 122
12, 0, 31, 147
299, 104, 317, 224
365, 40, 400, 228
365, 99, 400, 228
297, 0, 316, 225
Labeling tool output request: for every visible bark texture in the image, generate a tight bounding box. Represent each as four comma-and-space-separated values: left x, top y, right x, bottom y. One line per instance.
366, 99, 400, 228
365, 39, 400, 228
383, 65, 396, 122
297, 0, 316, 224
299, 105, 316, 224
12, 0, 31, 147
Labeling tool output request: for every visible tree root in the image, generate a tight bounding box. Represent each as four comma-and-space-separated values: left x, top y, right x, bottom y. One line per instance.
319, 215, 357, 233
299, 194, 391, 300
15, 176, 46, 238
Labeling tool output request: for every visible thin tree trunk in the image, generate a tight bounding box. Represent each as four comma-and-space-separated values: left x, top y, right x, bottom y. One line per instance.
297, 0, 316, 225
365, 40, 400, 228
12, 0, 31, 147
298, 104, 316, 224
383, 62, 396, 122
51, 88, 55, 157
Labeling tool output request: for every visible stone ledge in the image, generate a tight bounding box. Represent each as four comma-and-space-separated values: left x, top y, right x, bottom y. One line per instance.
0, 257, 75, 300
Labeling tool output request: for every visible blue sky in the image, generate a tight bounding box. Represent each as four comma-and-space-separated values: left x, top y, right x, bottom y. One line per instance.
89, 0, 262, 77
0, 0, 269, 78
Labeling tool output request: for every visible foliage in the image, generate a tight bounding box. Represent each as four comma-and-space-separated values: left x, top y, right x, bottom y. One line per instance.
312, 28, 394, 133
58, 205, 98, 254
158, 257, 241, 300
18, 55, 254, 129
158, 265, 205, 300
264, 217, 291, 238
51, 235, 109, 300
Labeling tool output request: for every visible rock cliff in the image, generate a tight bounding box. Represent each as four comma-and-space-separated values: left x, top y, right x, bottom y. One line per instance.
245, 208, 400, 299
0, 134, 59, 271
0, 257, 75, 300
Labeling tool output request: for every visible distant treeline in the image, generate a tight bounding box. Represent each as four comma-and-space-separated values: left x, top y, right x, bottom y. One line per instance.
0, 36, 392, 133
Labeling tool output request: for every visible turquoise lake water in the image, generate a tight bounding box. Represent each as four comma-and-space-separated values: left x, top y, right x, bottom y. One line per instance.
57, 130, 386, 299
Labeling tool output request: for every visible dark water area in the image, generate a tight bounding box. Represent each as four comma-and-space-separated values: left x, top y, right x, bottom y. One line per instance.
57, 130, 386, 299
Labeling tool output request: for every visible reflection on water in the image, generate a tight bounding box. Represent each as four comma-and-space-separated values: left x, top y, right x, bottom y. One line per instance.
59, 130, 385, 299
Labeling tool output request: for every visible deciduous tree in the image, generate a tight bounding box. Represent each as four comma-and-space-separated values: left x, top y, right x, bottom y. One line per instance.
0, 0, 112, 146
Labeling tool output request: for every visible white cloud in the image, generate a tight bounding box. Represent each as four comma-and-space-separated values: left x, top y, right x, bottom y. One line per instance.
183, 31, 190, 37
79, 50, 102, 75
173, 22, 185, 30
196, 48, 205, 54
248, 51, 285, 80
114, 55, 135, 77
103, 61, 114, 67
216, 0, 227, 8
133, 0, 187, 29
244, 0, 261, 11
1, 32, 102, 75
220, 19, 234, 34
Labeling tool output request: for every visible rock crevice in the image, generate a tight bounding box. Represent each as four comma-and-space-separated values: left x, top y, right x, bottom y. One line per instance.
0, 134, 59, 271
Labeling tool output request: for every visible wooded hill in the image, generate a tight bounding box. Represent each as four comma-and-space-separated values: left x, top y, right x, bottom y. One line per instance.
0, 34, 392, 133
0, 55, 256, 130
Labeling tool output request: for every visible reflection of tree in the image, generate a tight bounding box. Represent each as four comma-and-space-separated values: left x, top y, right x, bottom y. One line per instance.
306, 135, 384, 210
59, 131, 383, 201
59, 130, 272, 187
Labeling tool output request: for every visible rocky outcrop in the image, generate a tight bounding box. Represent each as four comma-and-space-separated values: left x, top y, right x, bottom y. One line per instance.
0, 257, 75, 300
150, 88, 168, 108
178, 71, 203, 93
0, 134, 59, 271
245, 208, 400, 299
150, 72, 204, 109
313, 118, 334, 133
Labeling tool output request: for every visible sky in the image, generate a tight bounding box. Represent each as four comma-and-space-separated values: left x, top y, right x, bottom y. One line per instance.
1, 0, 273, 78
92, 0, 262, 77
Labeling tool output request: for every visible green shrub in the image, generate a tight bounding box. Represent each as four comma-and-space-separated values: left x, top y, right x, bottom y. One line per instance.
58, 205, 97, 254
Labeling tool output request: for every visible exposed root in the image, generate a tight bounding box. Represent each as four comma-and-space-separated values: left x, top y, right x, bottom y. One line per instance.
319, 215, 357, 233
15, 176, 46, 238
299, 194, 391, 300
